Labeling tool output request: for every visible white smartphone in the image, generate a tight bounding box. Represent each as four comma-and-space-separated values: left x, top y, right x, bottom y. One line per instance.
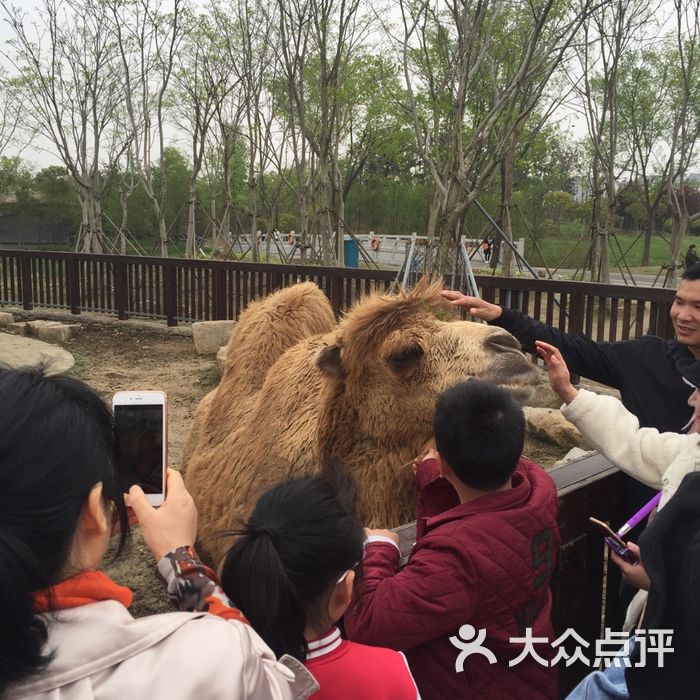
112, 391, 167, 506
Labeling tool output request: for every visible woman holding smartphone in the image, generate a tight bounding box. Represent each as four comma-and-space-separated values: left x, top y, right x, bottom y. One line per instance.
0, 367, 316, 700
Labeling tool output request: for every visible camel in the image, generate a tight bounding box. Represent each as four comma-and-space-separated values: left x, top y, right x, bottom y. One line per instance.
184, 279, 544, 564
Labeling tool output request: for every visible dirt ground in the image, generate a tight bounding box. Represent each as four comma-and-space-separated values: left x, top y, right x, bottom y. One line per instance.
63, 324, 218, 616
48, 323, 567, 617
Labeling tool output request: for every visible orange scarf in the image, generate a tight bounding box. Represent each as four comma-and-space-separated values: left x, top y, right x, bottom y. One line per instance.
33, 570, 133, 612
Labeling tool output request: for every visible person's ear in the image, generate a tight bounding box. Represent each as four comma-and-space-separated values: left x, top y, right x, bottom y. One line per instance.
328, 570, 355, 623
81, 483, 110, 537
435, 451, 452, 478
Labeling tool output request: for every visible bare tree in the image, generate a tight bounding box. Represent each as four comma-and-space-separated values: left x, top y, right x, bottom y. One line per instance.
618, 47, 672, 266
106, 0, 184, 257
664, 0, 700, 286
0, 67, 27, 156
575, 0, 657, 282
277, 0, 369, 265
173, 10, 240, 257
396, 0, 594, 267
1, 0, 125, 252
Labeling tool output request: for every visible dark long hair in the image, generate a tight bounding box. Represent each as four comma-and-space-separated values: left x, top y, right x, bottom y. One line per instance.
0, 367, 129, 696
220, 475, 364, 660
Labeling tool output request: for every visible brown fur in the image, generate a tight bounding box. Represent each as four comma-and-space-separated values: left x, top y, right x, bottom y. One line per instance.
182, 282, 336, 469
184, 279, 543, 564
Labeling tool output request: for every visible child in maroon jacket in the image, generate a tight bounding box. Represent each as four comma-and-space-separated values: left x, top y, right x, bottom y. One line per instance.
345, 379, 560, 700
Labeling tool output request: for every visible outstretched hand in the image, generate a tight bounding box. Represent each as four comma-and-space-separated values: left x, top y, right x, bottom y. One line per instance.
535, 341, 578, 404
125, 469, 197, 561
440, 290, 503, 322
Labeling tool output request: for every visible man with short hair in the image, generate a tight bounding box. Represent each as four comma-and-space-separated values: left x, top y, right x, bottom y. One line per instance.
345, 380, 559, 700
685, 243, 699, 272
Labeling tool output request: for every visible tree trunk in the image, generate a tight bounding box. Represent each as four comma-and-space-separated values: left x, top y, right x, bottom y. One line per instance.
498, 148, 515, 276
159, 217, 168, 258
248, 171, 259, 262
668, 210, 688, 288
119, 190, 129, 256
318, 159, 335, 265
185, 178, 197, 258
642, 211, 654, 267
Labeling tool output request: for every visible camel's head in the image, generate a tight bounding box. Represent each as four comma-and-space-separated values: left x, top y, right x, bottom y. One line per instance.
315, 279, 540, 446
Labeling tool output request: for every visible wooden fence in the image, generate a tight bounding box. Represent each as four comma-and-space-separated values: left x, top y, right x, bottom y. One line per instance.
0, 249, 676, 342
0, 249, 675, 696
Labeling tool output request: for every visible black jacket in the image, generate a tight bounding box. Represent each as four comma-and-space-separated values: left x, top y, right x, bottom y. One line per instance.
626, 471, 700, 698
493, 307, 695, 432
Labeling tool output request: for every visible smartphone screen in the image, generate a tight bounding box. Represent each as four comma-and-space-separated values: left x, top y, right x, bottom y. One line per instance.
114, 404, 165, 495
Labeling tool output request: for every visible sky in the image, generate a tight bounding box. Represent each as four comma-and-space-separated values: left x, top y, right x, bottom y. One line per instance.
0, 0, 684, 171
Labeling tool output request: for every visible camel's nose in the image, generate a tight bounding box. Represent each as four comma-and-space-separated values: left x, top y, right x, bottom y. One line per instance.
483, 329, 522, 354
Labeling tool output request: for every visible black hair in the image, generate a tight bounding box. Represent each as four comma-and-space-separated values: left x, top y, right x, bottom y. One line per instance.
682, 262, 700, 280
0, 367, 128, 696
220, 475, 364, 661
433, 379, 525, 490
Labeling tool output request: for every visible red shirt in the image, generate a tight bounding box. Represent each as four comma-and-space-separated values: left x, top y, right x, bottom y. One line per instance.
304, 626, 419, 699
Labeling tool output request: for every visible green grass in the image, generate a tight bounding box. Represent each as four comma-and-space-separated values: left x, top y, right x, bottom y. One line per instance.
524, 225, 691, 272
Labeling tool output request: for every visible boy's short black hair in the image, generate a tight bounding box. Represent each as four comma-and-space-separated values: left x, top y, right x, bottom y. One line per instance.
433, 379, 525, 490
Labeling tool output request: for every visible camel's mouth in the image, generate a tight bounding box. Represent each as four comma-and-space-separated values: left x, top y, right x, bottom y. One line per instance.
475, 354, 541, 404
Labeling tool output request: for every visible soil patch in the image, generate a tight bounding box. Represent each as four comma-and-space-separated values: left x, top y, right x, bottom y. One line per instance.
64, 325, 216, 616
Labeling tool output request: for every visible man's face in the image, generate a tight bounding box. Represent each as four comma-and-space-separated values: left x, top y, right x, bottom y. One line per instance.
671, 278, 700, 355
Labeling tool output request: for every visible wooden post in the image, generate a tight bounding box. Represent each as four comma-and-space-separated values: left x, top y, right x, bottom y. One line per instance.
115, 260, 129, 320
19, 255, 33, 310
212, 266, 227, 320
67, 256, 80, 315
163, 261, 177, 326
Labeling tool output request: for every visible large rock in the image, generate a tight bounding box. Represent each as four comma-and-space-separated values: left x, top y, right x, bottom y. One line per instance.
8, 320, 81, 342
523, 406, 583, 449
26, 320, 81, 343
192, 320, 237, 355
0, 332, 74, 374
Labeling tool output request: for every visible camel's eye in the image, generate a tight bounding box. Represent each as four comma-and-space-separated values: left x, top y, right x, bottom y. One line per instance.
386, 343, 425, 375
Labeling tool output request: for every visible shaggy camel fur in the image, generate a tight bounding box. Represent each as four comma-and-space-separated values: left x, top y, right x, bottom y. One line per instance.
181, 282, 336, 468
185, 279, 542, 564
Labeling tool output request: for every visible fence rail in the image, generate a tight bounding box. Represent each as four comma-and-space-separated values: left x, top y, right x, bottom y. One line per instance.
1, 249, 676, 341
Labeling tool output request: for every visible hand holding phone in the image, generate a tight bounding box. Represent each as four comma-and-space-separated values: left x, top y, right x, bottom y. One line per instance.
113, 391, 167, 506
126, 469, 196, 561
589, 517, 640, 565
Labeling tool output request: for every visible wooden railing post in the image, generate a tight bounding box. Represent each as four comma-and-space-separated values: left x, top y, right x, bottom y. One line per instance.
67, 256, 80, 315
212, 266, 227, 320
163, 261, 177, 326
115, 260, 129, 320
568, 290, 585, 336
19, 254, 33, 310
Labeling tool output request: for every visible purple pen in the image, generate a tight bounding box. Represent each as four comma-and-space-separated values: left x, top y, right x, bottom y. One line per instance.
616, 491, 662, 537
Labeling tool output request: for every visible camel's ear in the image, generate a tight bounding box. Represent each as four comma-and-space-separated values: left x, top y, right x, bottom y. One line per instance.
316, 343, 346, 378
386, 341, 425, 377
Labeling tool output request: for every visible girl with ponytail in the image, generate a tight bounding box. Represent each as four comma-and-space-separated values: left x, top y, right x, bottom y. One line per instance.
221, 476, 420, 700
0, 367, 313, 700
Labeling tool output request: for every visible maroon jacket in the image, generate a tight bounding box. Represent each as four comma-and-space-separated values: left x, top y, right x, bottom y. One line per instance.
345, 458, 559, 700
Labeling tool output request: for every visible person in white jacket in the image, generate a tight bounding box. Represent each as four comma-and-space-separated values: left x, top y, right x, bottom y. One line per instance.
0, 367, 317, 700
536, 340, 700, 593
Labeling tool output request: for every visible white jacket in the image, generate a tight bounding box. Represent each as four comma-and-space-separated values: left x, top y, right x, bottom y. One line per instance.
562, 388, 700, 510
9, 600, 318, 700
